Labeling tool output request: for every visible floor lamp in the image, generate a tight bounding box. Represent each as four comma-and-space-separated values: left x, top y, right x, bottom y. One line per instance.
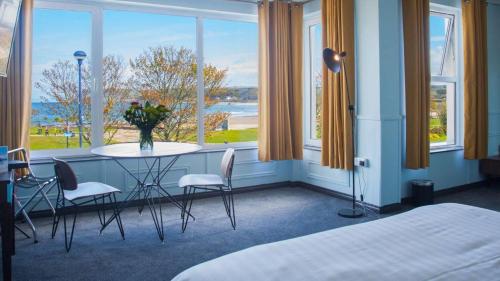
322, 48, 364, 218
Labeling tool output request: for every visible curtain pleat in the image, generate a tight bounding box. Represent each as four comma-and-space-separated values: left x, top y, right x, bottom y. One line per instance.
0, 0, 33, 158
462, 0, 488, 160
320, 0, 355, 170
402, 0, 430, 169
258, 0, 303, 161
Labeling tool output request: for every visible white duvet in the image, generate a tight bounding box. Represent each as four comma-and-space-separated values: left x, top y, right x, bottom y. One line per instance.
172, 203, 500, 281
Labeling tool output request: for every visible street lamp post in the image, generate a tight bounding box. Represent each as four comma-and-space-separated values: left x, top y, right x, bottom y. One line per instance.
73, 50, 87, 148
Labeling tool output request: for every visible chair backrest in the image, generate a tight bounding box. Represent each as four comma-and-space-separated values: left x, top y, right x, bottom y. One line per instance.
220, 148, 235, 179
53, 158, 78, 191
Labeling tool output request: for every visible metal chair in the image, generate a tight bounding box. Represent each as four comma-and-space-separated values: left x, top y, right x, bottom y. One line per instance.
52, 158, 125, 252
8, 148, 57, 243
179, 148, 236, 232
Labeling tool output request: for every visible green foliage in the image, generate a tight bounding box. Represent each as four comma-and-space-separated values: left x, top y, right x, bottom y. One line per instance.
123, 101, 170, 130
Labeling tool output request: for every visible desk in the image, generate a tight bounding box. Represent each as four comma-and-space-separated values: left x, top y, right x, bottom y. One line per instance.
1, 159, 25, 281
91, 142, 201, 241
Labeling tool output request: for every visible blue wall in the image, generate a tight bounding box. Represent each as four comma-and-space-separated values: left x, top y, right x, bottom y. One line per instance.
296, 0, 500, 207
28, 0, 500, 210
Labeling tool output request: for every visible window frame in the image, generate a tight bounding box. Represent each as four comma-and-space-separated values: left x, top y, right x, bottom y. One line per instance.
303, 11, 322, 148
31, 0, 259, 159
429, 3, 463, 152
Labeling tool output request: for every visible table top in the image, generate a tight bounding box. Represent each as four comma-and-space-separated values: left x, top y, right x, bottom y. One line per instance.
90, 142, 202, 159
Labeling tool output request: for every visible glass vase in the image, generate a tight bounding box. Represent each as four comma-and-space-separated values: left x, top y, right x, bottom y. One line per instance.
139, 128, 154, 151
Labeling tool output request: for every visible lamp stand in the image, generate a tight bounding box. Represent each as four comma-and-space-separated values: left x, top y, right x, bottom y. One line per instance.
337, 58, 364, 219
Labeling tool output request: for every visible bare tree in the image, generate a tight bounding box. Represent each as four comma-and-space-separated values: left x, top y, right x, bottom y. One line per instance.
129, 46, 229, 142
102, 55, 131, 144
35, 55, 130, 145
35, 61, 92, 143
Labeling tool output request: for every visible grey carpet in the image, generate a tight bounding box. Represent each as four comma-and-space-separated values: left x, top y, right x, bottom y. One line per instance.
5, 185, 500, 281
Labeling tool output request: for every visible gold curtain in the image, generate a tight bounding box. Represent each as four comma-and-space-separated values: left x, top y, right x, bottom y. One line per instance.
462, 0, 488, 159
320, 0, 355, 170
402, 0, 430, 169
0, 0, 33, 157
258, 0, 303, 161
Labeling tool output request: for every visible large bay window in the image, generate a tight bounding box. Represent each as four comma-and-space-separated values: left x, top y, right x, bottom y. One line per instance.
31, 8, 93, 150
30, 1, 258, 155
429, 6, 460, 148
203, 19, 258, 144
303, 14, 322, 147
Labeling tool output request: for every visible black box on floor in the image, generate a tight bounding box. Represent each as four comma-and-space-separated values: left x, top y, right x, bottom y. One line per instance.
411, 180, 434, 207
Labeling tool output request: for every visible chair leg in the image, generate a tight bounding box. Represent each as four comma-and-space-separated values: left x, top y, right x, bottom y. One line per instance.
228, 190, 236, 229
182, 186, 196, 233
219, 187, 231, 218
111, 193, 125, 240
51, 191, 62, 239
94, 196, 104, 227
219, 187, 236, 230
15, 195, 38, 243
63, 202, 78, 252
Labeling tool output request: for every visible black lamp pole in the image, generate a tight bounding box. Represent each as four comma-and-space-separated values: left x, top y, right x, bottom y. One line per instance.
323, 48, 364, 218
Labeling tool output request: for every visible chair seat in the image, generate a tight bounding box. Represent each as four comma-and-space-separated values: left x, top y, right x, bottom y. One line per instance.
64, 182, 121, 201
179, 174, 224, 188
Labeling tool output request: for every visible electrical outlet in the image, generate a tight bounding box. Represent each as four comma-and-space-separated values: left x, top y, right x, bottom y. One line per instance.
354, 157, 369, 167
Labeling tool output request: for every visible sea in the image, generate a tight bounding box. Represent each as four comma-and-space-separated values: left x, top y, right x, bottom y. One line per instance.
31, 102, 258, 125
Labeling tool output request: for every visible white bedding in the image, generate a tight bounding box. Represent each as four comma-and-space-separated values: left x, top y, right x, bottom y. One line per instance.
172, 203, 500, 281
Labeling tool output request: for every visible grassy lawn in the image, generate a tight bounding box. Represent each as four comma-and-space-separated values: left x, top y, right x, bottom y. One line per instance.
206, 128, 257, 143
429, 118, 447, 143
30, 135, 90, 150
30, 128, 257, 150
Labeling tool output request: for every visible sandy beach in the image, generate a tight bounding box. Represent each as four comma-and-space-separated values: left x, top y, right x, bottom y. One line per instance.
228, 115, 258, 130
108, 115, 257, 143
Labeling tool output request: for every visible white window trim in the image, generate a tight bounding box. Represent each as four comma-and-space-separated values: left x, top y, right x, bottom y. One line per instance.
31, 0, 259, 159
303, 11, 321, 148
429, 3, 463, 152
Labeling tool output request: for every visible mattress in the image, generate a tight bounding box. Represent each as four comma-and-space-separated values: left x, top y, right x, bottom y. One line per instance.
172, 203, 500, 281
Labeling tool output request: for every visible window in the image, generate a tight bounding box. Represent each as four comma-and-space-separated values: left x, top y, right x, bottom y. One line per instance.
103, 11, 197, 145
429, 8, 459, 147
31, 8, 92, 151
203, 19, 258, 144
304, 16, 322, 146
30, 0, 259, 155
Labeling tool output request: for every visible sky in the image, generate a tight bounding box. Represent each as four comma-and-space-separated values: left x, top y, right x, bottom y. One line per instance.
32, 9, 258, 102
429, 14, 451, 76
31, 8, 447, 103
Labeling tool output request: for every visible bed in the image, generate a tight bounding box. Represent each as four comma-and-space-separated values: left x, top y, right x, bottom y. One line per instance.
172, 203, 500, 281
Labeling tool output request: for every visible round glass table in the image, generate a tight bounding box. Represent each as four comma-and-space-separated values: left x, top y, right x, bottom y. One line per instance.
91, 142, 202, 241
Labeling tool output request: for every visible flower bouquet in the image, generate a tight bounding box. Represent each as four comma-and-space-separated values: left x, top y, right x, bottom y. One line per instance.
123, 101, 170, 150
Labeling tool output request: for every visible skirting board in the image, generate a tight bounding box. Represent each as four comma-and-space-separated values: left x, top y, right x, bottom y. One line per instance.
22, 179, 492, 219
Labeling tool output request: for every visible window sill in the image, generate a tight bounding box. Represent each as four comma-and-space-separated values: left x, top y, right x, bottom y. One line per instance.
430, 145, 464, 154
30, 142, 259, 164
304, 144, 321, 151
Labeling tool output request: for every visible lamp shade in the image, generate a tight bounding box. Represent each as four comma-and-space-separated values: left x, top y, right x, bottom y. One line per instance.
323, 48, 346, 73
73, 50, 87, 61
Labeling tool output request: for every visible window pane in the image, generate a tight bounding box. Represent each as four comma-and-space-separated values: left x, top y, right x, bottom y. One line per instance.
430, 82, 455, 145
31, 9, 92, 151
103, 11, 197, 144
203, 19, 258, 144
430, 13, 456, 76
310, 23, 322, 140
